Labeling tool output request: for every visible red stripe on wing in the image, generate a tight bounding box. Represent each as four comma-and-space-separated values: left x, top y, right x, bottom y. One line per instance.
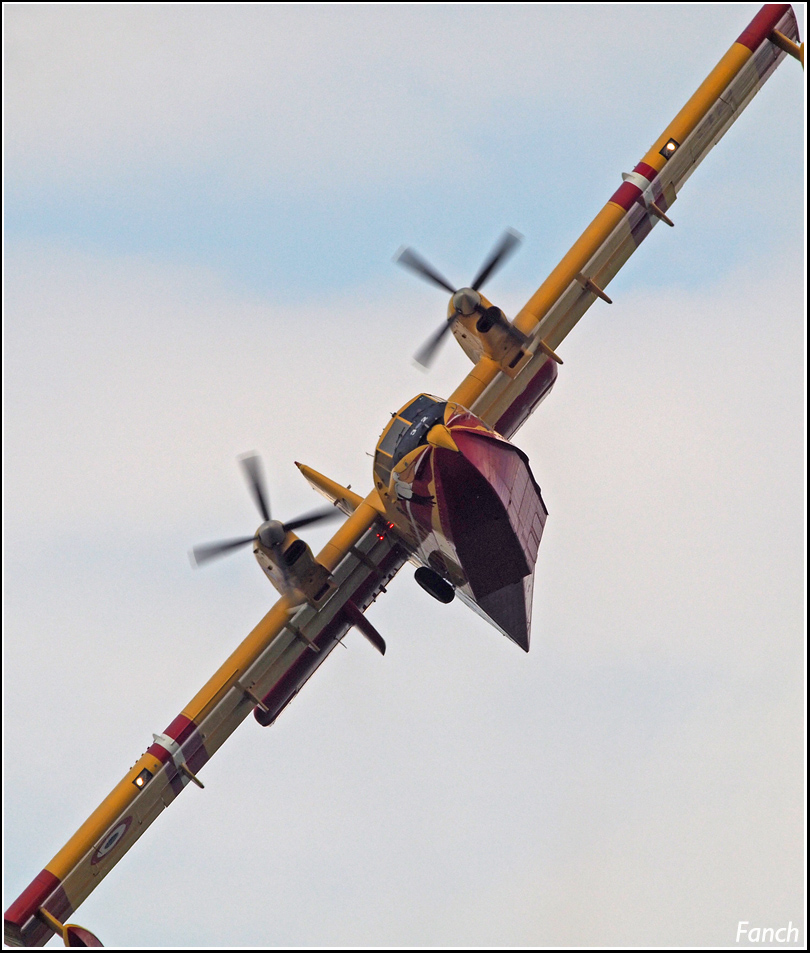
737, 4, 792, 51
608, 180, 643, 211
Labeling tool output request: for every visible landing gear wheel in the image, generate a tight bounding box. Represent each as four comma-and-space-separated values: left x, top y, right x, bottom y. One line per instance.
414, 567, 455, 604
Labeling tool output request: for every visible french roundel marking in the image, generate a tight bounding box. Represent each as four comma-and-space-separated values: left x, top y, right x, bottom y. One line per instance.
90, 815, 132, 865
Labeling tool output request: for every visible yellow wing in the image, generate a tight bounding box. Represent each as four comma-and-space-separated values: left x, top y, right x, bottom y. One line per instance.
3, 492, 406, 947
450, 3, 802, 438
4, 4, 802, 947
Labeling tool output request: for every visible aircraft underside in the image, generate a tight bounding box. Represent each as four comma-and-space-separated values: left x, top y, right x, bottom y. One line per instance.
377, 400, 548, 651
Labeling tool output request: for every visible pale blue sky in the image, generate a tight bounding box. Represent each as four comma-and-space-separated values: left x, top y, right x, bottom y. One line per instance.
4, 4, 805, 947
5, 4, 804, 296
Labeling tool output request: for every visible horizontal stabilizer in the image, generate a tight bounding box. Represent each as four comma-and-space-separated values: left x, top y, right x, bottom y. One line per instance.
296, 463, 364, 515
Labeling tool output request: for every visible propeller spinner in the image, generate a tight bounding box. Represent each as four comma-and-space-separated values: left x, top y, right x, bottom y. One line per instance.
191, 454, 341, 567
395, 228, 525, 367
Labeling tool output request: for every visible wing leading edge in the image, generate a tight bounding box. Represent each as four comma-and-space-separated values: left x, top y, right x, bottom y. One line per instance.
450, 3, 802, 439
4, 494, 406, 948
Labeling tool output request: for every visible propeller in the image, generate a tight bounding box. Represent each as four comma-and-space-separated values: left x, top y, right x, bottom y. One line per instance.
190, 454, 341, 567
395, 228, 525, 367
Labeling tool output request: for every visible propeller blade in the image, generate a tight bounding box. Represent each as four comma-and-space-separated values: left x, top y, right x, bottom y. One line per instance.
471, 228, 522, 291
282, 507, 342, 533
394, 247, 456, 294
239, 453, 271, 523
191, 535, 256, 567
414, 318, 455, 369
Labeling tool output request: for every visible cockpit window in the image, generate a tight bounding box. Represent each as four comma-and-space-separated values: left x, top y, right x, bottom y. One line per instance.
399, 394, 442, 423
379, 416, 411, 457
375, 395, 447, 489
391, 400, 446, 467
374, 449, 392, 488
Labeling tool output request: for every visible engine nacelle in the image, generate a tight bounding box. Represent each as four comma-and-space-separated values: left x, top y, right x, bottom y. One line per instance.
253, 532, 336, 608
446, 290, 530, 376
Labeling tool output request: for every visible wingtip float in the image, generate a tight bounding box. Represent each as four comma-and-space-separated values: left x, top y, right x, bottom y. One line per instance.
4, 4, 802, 947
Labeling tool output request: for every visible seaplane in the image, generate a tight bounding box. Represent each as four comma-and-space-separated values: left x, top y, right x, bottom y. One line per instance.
4, 4, 803, 946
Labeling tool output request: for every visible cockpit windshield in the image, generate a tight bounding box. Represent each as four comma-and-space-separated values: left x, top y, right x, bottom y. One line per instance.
374, 395, 447, 488
392, 400, 446, 466
399, 395, 441, 423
